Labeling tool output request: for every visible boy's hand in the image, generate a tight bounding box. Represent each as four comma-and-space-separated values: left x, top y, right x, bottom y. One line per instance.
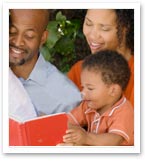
63, 126, 87, 145
56, 142, 75, 146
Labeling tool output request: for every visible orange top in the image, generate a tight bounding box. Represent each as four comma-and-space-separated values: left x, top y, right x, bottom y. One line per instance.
68, 96, 134, 146
124, 56, 134, 107
67, 56, 134, 107
68, 60, 83, 91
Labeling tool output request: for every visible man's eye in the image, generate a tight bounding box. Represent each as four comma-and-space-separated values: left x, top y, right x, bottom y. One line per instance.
25, 35, 35, 39
9, 32, 17, 37
9, 32, 16, 35
9, 29, 17, 35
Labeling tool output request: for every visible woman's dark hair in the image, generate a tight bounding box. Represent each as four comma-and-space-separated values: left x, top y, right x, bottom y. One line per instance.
82, 50, 131, 90
115, 9, 134, 54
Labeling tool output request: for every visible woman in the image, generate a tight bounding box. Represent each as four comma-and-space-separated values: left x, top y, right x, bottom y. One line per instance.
68, 9, 134, 107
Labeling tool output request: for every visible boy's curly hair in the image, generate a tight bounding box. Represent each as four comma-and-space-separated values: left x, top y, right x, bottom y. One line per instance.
82, 50, 131, 90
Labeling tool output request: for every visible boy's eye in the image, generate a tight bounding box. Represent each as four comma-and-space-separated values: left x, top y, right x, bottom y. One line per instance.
88, 88, 94, 91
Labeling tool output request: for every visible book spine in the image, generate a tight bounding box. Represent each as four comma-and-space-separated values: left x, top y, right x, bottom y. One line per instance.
9, 119, 28, 146
20, 123, 28, 145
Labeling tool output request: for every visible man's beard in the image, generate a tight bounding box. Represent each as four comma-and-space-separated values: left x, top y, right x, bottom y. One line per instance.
9, 43, 30, 66
9, 58, 26, 67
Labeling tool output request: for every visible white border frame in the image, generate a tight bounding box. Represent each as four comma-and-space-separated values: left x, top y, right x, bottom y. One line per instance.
2, 2, 140, 153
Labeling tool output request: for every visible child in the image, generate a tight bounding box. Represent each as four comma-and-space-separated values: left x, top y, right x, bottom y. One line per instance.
59, 50, 134, 146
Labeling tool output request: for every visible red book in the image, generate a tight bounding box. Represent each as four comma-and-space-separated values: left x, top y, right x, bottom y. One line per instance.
9, 113, 67, 146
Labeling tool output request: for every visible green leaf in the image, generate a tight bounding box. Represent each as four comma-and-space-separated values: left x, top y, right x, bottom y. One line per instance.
54, 37, 75, 54
56, 11, 66, 22
46, 21, 61, 48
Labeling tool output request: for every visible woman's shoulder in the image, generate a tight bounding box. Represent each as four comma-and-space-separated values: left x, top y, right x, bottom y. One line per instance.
128, 55, 134, 72
68, 60, 83, 76
71, 60, 83, 69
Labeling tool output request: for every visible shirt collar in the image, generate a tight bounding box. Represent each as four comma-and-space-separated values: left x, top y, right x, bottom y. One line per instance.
85, 95, 126, 117
27, 54, 49, 85
108, 95, 126, 116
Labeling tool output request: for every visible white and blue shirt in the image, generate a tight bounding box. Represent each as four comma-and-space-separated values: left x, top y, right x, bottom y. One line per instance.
19, 54, 82, 116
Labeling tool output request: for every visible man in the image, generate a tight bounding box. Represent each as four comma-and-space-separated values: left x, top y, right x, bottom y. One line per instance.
9, 9, 81, 116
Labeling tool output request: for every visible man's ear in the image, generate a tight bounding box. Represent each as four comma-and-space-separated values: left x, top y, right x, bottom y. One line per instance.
108, 84, 121, 97
40, 30, 49, 47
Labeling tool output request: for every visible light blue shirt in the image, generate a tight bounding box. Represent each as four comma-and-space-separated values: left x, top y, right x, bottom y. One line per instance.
19, 54, 82, 116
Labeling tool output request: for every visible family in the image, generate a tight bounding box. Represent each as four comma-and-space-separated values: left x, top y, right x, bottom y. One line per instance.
9, 9, 134, 146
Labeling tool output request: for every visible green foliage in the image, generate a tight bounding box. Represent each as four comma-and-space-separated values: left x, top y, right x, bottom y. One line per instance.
41, 11, 83, 73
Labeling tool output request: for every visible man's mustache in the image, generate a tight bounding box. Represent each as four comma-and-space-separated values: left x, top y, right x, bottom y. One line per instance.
9, 44, 27, 53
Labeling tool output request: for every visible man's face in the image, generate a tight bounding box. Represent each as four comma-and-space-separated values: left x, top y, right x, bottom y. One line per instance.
9, 9, 48, 66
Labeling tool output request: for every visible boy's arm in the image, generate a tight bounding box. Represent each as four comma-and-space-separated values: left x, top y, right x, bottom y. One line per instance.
85, 132, 124, 146
63, 126, 124, 146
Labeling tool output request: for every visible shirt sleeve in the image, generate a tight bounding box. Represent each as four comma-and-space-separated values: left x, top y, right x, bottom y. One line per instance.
108, 102, 134, 145
67, 101, 88, 127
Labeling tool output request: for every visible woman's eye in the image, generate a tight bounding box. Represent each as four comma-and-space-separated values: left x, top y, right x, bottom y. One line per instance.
85, 19, 93, 26
85, 22, 92, 26
102, 27, 110, 31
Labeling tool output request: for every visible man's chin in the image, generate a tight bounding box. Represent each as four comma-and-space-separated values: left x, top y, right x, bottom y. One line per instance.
9, 59, 25, 66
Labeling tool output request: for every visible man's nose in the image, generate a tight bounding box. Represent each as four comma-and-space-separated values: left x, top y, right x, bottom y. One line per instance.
10, 35, 24, 47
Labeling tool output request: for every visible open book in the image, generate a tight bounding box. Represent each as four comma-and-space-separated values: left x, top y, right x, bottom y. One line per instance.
9, 113, 68, 146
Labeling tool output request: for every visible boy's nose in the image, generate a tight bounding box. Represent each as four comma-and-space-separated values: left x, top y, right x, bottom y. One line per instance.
81, 91, 86, 100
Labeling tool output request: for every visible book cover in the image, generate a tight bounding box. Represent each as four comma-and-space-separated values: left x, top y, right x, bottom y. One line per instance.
9, 113, 67, 146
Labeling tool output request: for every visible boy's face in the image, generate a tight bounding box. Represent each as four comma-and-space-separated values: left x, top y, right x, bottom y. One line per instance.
81, 69, 112, 113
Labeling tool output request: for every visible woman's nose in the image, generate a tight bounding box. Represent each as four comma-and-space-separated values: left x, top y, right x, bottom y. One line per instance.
89, 27, 101, 40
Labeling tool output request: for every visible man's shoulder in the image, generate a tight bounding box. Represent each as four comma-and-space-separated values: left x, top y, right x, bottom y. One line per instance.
39, 55, 78, 87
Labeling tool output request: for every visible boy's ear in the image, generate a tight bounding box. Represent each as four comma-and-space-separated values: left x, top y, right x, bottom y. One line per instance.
109, 84, 121, 97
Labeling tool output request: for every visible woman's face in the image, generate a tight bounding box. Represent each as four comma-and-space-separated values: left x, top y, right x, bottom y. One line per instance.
83, 9, 120, 54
